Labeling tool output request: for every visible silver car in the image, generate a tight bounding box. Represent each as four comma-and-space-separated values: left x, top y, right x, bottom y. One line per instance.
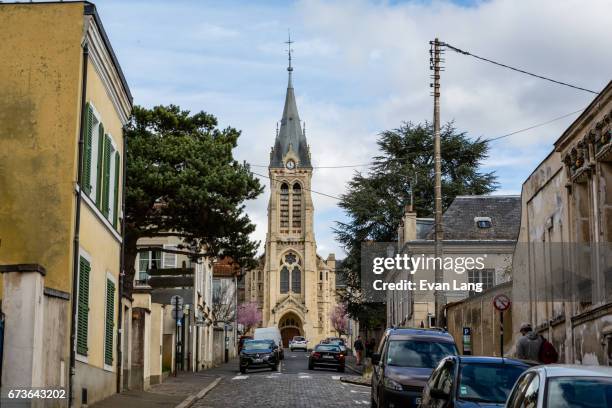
289, 336, 308, 351
506, 364, 612, 407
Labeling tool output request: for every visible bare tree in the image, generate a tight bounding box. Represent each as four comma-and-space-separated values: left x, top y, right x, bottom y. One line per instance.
212, 278, 236, 324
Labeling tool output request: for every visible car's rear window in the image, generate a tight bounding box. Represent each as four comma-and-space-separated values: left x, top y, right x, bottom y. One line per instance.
243, 341, 272, 351
386, 339, 457, 368
315, 345, 340, 352
293, 337, 305, 341
546, 376, 612, 407
458, 363, 528, 403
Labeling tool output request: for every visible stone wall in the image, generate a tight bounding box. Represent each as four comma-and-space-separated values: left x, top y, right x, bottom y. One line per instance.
446, 282, 513, 357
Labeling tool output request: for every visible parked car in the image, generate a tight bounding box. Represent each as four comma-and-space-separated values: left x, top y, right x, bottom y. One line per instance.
506, 365, 612, 407
420, 356, 535, 407
289, 336, 308, 351
308, 343, 345, 372
239, 339, 279, 373
254, 327, 284, 360
371, 328, 458, 408
238, 335, 253, 354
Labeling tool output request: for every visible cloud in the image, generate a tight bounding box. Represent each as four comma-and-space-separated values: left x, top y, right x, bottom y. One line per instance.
96, 0, 612, 258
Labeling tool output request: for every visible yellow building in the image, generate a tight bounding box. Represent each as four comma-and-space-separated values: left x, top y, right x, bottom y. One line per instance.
0, 2, 132, 406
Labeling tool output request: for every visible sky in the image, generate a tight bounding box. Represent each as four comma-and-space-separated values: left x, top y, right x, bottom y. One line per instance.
93, 0, 612, 257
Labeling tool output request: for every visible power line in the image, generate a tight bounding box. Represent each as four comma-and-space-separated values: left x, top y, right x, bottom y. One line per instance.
246, 106, 584, 169
249, 170, 342, 201
483, 108, 584, 142
443, 42, 598, 95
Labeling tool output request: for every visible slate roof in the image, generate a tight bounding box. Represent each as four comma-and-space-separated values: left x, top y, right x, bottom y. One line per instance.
270, 65, 312, 168
425, 195, 521, 240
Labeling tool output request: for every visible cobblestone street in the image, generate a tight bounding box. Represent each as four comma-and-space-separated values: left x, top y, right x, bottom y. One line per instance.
193, 349, 371, 408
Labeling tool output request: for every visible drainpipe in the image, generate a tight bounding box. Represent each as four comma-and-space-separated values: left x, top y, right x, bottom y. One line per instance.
116, 118, 128, 393
69, 42, 89, 408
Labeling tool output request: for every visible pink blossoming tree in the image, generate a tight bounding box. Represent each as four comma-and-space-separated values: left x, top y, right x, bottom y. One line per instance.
237, 301, 262, 334
330, 304, 349, 336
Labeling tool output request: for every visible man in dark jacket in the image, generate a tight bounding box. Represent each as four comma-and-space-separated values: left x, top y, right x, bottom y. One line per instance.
516, 323, 543, 362
354, 336, 364, 365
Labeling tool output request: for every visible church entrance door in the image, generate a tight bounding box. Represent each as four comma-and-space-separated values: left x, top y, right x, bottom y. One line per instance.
279, 312, 303, 347
281, 327, 300, 347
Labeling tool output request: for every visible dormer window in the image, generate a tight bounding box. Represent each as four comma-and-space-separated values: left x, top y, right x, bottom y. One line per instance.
475, 217, 492, 229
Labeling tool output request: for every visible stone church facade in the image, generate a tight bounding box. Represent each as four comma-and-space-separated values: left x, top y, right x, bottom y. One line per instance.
246, 57, 337, 347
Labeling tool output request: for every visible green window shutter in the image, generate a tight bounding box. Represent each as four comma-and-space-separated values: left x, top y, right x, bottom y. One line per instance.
81, 104, 94, 195
101, 134, 113, 217
77, 256, 90, 356
113, 152, 120, 229
95, 122, 105, 207
104, 279, 115, 366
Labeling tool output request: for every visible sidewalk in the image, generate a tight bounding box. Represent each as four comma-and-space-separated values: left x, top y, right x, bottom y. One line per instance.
345, 354, 364, 375
90, 363, 232, 408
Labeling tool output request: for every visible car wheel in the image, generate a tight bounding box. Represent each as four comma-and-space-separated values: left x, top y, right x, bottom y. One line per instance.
337, 366, 345, 373
308, 363, 314, 370
272, 364, 278, 371
240, 367, 246, 374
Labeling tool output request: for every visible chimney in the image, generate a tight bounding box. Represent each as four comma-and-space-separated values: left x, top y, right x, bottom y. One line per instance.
401, 204, 417, 245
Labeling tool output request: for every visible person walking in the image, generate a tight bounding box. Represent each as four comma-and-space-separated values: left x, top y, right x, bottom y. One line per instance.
354, 336, 364, 366
366, 338, 376, 358
516, 323, 543, 362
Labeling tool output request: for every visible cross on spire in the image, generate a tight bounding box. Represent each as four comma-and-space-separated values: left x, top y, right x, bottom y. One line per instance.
285, 30, 294, 72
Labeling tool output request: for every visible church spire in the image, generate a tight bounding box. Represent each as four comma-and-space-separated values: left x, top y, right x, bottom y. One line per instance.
269, 33, 312, 169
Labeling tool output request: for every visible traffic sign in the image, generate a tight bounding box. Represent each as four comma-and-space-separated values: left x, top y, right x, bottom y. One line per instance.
493, 294, 511, 311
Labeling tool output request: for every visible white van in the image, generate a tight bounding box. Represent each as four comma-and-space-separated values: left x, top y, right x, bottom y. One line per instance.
254, 327, 284, 360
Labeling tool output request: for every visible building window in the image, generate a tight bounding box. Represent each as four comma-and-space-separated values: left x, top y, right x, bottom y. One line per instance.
138, 249, 161, 283
468, 269, 495, 295
292, 183, 302, 229
77, 255, 91, 356
280, 266, 289, 293
291, 266, 301, 294
475, 217, 492, 229
104, 277, 115, 366
82, 102, 121, 229
279, 252, 302, 295
280, 183, 289, 229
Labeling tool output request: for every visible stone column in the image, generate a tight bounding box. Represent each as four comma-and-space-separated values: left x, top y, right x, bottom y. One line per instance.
0, 264, 46, 388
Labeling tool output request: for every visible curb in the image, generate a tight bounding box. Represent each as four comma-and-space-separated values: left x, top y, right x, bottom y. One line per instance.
345, 364, 363, 376
340, 375, 371, 387
174, 376, 222, 408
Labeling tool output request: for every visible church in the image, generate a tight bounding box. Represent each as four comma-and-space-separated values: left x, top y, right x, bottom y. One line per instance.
246, 49, 338, 347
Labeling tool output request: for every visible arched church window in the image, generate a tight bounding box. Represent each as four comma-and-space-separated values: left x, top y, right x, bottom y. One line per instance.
280, 266, 289, 293
292, 183, 302, 229
280, 183, 289, 229
291, 265, 301, 294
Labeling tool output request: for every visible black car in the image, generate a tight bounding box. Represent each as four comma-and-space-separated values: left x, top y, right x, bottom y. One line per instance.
371, 328, 458, 408
420, 356, 535, 407
239, 339, 279, 373
308, 344, 345, 372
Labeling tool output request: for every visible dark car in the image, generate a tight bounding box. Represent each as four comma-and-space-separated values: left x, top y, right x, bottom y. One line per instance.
420, 356, 535, 407
238, 335, 253, 354
308, 344, 345, 372
239, 339, 279, 373
371, 328, 458, 408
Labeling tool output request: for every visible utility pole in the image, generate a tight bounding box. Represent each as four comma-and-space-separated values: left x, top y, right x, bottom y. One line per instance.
430, 38, 444, 325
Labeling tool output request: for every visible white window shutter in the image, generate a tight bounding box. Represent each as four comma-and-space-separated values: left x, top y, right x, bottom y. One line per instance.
162, 244, 177, 268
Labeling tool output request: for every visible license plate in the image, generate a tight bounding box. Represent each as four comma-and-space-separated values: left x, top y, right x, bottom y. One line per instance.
253, 358, 262, 363
323, 355, 334, 359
